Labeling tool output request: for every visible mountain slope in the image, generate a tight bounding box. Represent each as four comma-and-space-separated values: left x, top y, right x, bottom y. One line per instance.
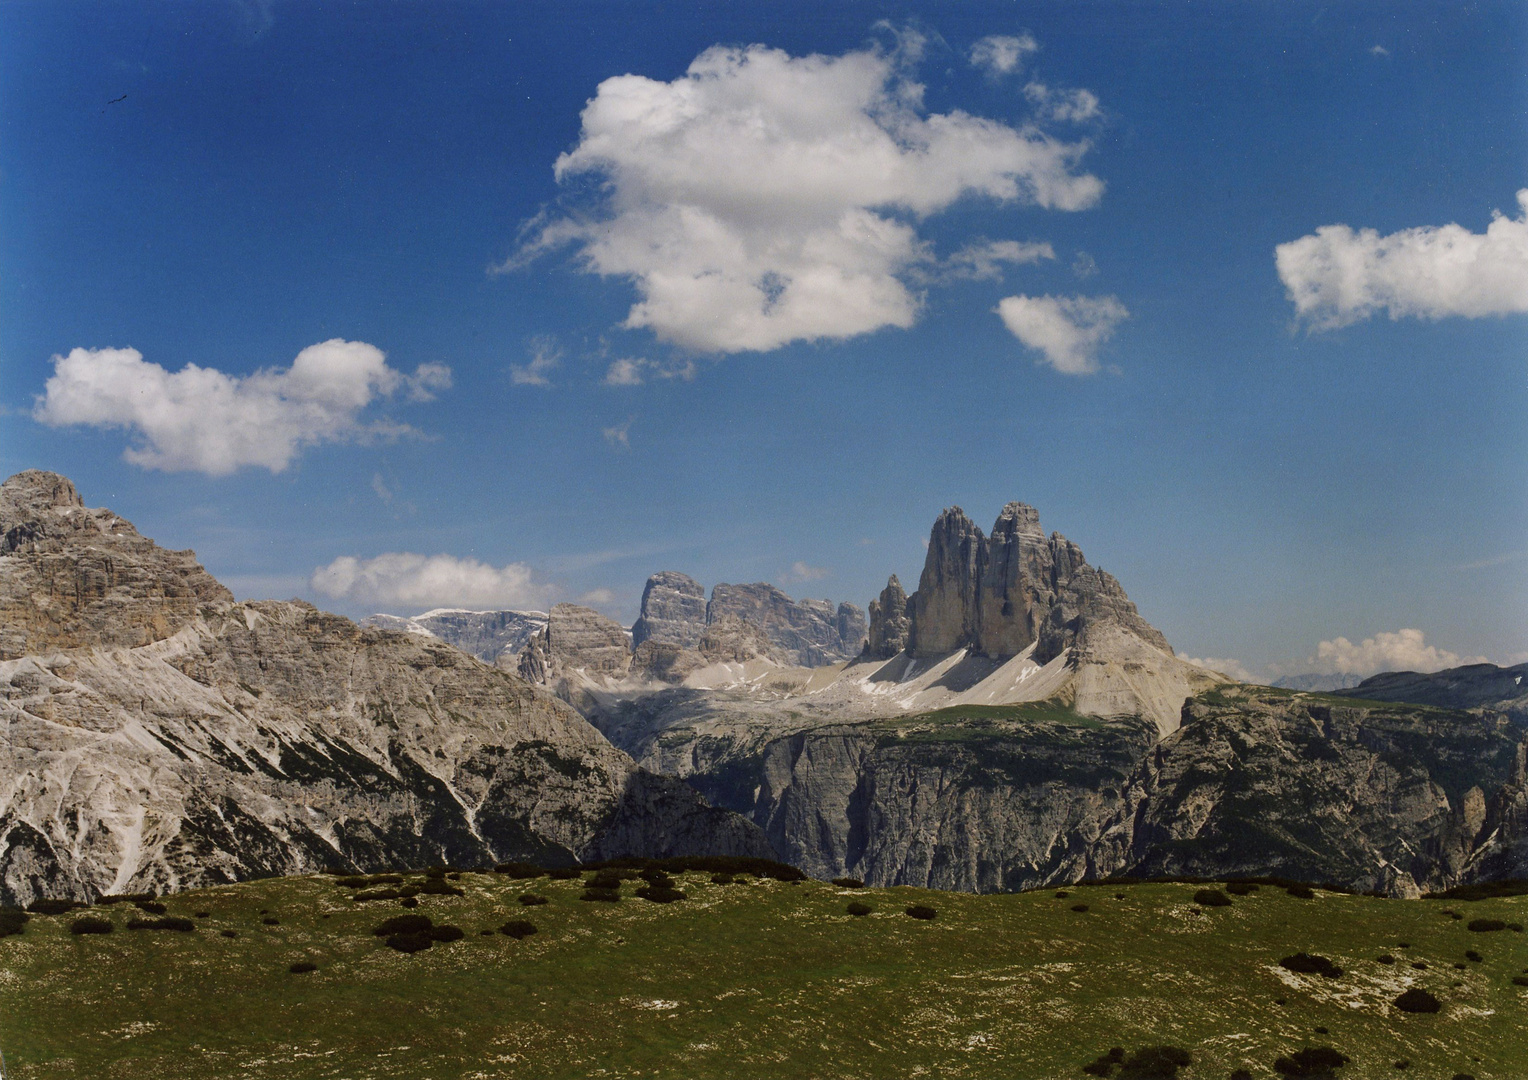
0, 471, 769, 907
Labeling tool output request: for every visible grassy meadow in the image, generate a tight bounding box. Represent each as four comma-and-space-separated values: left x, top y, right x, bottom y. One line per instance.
1, 868, 1524, 1079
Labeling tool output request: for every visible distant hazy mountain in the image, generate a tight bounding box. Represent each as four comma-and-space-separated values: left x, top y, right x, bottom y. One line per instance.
362, 608, 547, 666
1271, 673, 1363, 692
1352, 662, 1528, 716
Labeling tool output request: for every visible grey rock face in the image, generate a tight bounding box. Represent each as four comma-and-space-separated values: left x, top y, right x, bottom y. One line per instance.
864, 575, 912, 659
836, 602, 867, 656
0, 473, 770, 907
0, 470, 232, 661
698, 613, 777, 664
1352, 661, 1528, 716
907, 507, 985, 656
631, 640, 707, 685
631, 572, 707, 649
707, 583, 861, 667
520, 603, 633, 681
1271, 673, 1364, 693
901, 502, 1169, 663
362, 609, 547, 666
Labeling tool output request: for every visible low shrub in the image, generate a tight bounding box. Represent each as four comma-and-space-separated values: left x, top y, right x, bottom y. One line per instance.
419, 879, 464, 897
518, 893, 548, 906
585, 872, 624, 890
194, 911, 210, 918
0, 909, 31, 937
639, 868, 673, 885
1410, 961, 1428, 970
847, 902, 872, 917
1193, 889, 1232, 907
1072, 904, 1090, 913
1511, 922, 1525, 932
352, 889, 401, 902
1393, 988, 1441, 1013
494, 862, 545, 879
97, 892, 155, 905
1231, 1071, 1254, 1080
1225, 882, 1260, 896
399, 885, 421, 898
1466, 918, 1506, 933
428, 924, 464, 942
374, 914, 433, 936
1280, 953, 1343, 978
1273, 1046, 1349, 1077
1423, 879, 1528, 901
1114, 893, 1127, 900
28, 899, 82, 915
70, 916, 112, 935
289, 961, 317, 973
1376, 954, 1395, 964
1510, 975, 1528, 987
1464, 950, 1482, 962
1117, 1046, 1191, 1079
425, 867, 447, 879
262, 917, 280, 926
581, 887, 621, 902
500, 919, 538, 939
126, 917, 195, 932
1393, 1062, 1409, 1070
547, 867, 583, 880
133, 900, 167, 915
400, 897, 419, 909
1453, 1074, 1478, 1080
385, 932, 433, 953
636, 886, 685, 904
1055, 891, 1070, 898
220, 929, 238, 938
579, 854, 805, 881
1286, 884, 1316, 899
711, 873, 735, 885
905, 905, 937, 920
832, 877, 864, 888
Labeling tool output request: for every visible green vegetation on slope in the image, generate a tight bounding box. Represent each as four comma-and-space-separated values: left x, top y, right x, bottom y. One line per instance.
2, 871, 1525, 1079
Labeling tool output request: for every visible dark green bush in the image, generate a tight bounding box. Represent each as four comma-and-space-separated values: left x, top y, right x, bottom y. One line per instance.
547, 867, 583, 880
1072, 904, 1090, 913
1453, 1074, 1478, 1080
905, 905, 937, 920
1117, 1045, 1191, 1079
1280, 953, 1343, 978
847, 901, 872, 917
70, 916, 112, 934
262, 917, 280, 926
289, 961, 317, 973
635, 885, 685, 903
419, 879, 465, 897
1273, 1046, 1349, 1077
194, 911, 210, 918
710, 873, 735, 885
1055, 890, 1070, 898
499, 919, 537, 939
1225, 882, 1260, 896
1376, 954, 1395, 964
133, 900, 167, 914
639, 868, 673, 886
1114, 893, 1127, 900
28, 898, 81, 915
518, 893, 548, 906
1510, 922, 1525, 932
1393, 988, 1441, 1013
832, 877, 864, 888
1286, 884, 1316, 899
97, 892, 155, 905
1410, 961, 1428, 970
1194, 889, 1232, 907
428, 925, 464, 942
581, 887, 621, 902
374, 914, 433, 937
385, 932, 433, 953
1467, 918, 1506, 932
494, 862, 545, 879
220, 929, 238, 938
126, 917, 195, 931
352, 889, 401, 902
585, 871, 624, 890
1510, 976, 1528, 987
400, 897, 419, 909
0, 909, 31, 937
399, 885, 421, 898
425, 866, 447, 879
336, 876, 370, 888
1231, 1071, 1254, 1080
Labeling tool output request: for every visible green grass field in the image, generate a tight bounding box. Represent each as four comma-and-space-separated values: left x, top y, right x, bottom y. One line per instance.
2, 871, 1525, 1079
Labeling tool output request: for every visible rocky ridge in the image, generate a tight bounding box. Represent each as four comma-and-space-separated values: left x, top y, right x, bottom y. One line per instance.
361, 608, 547, 667
0, 472, 769, 908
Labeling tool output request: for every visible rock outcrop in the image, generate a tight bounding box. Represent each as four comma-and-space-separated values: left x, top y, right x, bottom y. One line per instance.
707, 582, 864, 667
904, 502, 1168, 663
864, 575, 911, 659
362, 608, 547, 667
0, 472, 769, 908
1351, 661, 1528, 718
630, 572, 707, 649
517, 603, 632, 683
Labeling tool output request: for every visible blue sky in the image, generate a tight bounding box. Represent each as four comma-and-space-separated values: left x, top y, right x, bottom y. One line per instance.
3, 1, 1525, 680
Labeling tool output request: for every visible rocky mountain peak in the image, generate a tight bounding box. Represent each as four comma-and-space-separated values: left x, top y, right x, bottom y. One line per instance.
631, 571, 707, 649
865, 574, 912, 660
1, 469, 86, 515
907, 507, 985, 656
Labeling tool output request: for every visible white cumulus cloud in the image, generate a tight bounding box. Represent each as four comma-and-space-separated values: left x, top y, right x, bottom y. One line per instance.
995, 293, 1129, 374
1023, 82, 1101, 123
1182, 656, 1254, 683
506, 40, 1103, 354
938, 239, 1055, 281
1313, 628, 1485, 677
510, 335, 561, 387
601, 356, 698, 387
1275, 189, 1528, 329
310, 552, 554, 611
969, 34, 1039, 78
32, 340, 449, 476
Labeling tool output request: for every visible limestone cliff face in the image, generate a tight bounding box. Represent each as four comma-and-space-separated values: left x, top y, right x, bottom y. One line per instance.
903, 502, 1168, 664
518, 603, 632, 683
630, 572, 707, 650
864, 575, 912, 660
0, 472, 769, 907
707, 583, 862, 667
362, 609, 547, 667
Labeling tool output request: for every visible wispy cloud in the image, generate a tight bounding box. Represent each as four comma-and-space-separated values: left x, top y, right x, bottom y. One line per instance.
510, 335, 561, 387
969, 34, 1039, 79
1370, 44, 1390, 57
786, 561, 829, 583
1182, 656, 1254, 682
602, 357, 698, 387
995, 293, 1128, 375
1454, 549, 1528, 571
602, 417, 632, 450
